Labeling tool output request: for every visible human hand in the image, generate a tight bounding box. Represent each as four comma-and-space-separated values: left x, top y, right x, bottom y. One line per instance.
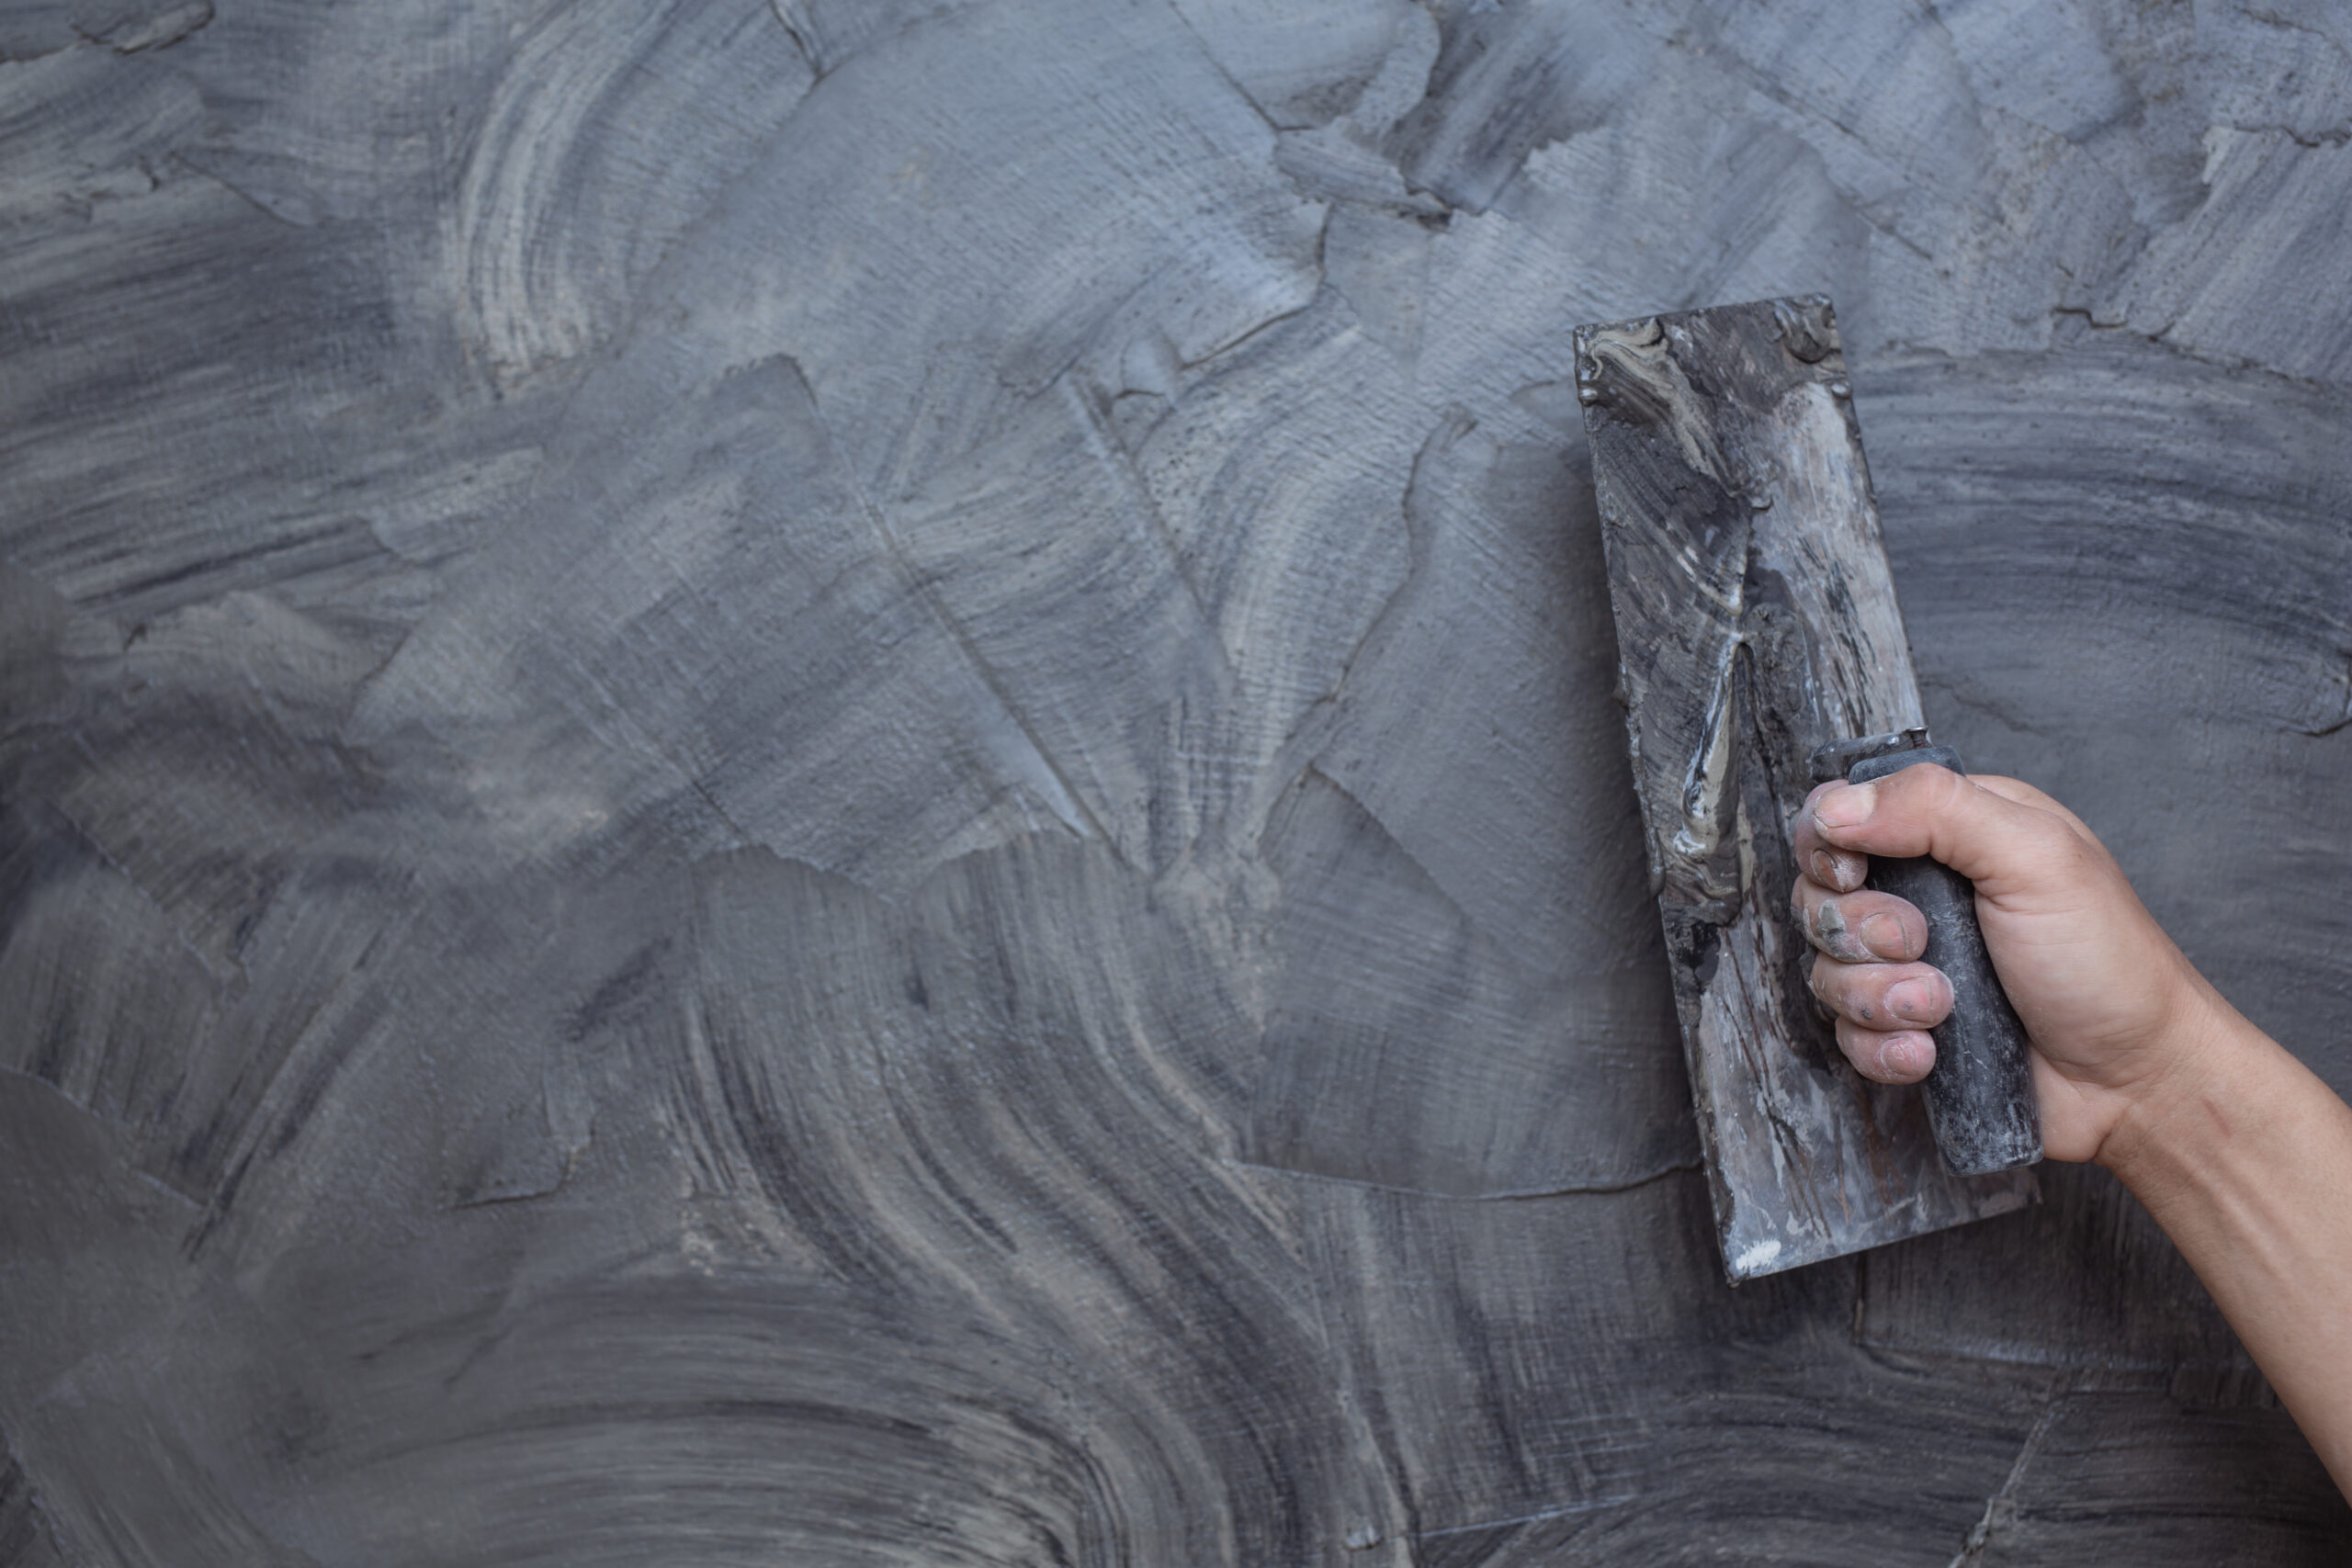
1789, 765, 2227, 1164
1792, 768, 2352, 1499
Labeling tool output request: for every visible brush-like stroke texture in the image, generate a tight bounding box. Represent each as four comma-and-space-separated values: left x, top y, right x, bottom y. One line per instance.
2, 0, 2348, 1562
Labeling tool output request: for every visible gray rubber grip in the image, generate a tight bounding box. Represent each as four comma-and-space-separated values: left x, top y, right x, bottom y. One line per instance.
1845, 745, 2043, 1176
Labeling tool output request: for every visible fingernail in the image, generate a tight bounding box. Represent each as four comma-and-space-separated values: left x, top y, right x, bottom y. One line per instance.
1856, 912, 1905, 956
1885, 978, 1937, 1022
1808, 848, 1862, 891
1879, 1033, 1932, 1078
1813, 781, 1878, 830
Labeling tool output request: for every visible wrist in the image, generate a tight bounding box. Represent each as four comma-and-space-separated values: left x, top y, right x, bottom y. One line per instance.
2093, 976, 2266, 1196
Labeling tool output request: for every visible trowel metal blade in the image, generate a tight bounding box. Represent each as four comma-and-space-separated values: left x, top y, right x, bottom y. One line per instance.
1573, 296, 2034, 1280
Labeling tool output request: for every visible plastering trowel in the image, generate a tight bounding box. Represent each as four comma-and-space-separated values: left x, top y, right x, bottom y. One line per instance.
1573, 296, 2041, 1281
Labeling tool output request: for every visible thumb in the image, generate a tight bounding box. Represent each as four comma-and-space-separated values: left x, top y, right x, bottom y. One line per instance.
1805, 763, 2083, 894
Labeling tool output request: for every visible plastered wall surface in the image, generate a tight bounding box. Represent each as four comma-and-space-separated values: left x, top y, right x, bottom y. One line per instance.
2, 0, 2349, 1562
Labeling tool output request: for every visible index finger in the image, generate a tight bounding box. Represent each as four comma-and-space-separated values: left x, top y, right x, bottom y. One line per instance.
1790, 781, 1868, 893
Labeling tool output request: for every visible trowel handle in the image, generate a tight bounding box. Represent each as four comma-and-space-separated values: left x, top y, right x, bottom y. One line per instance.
1846, 745, 2043, 1176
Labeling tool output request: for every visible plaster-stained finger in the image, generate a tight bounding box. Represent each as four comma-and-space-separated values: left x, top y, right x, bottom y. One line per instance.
1806, 953, 1952, 1030
1791, 782, 1868, 891
1790, 880, 1927, 963
1836, 1017, 1936, 1084
1800, 764, 2094, 893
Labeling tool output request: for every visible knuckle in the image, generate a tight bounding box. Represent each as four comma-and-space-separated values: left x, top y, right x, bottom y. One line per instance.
2051, 835, 2100, 880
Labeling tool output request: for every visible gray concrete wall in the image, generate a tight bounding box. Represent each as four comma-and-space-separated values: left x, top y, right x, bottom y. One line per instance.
3, 0, 2347, 1561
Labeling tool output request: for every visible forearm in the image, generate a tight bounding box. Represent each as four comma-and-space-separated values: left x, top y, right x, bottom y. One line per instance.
2099, 991, 2352, 1497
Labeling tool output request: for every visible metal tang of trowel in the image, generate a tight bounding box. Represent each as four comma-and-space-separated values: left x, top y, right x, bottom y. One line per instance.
1572, 296, 2041, 1282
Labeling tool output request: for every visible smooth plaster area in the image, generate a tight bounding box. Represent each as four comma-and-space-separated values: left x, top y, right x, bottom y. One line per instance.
2, 0, 2349, 1562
